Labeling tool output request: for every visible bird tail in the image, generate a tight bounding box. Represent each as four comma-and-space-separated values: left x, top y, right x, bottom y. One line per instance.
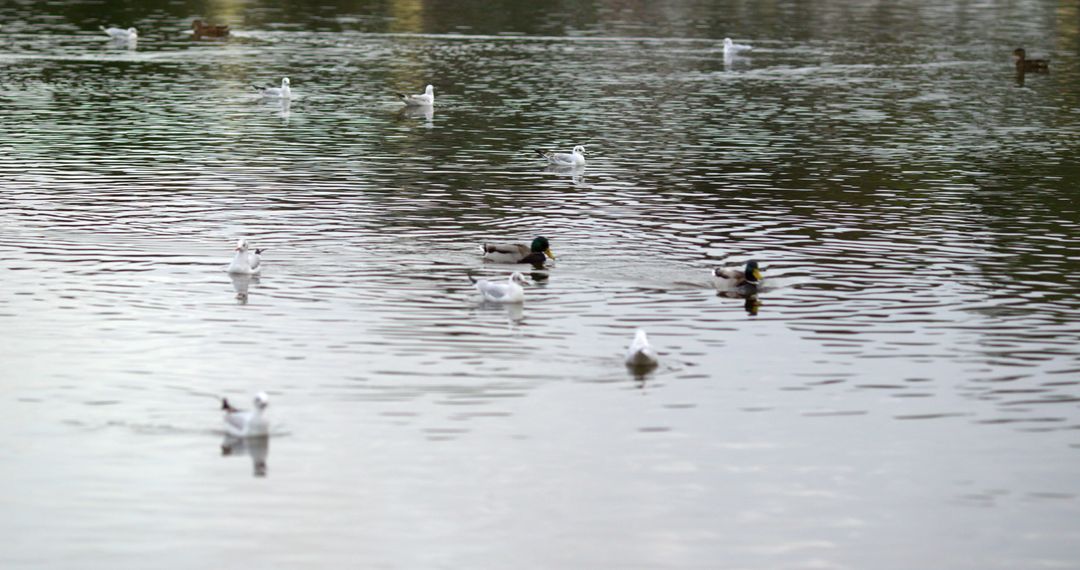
534, 150, 548, 158
467, 274, 478, 284
221, 398, 236, 412
255, 249, 264, 255
395, 93, 408, 100
99, 26, 107, 32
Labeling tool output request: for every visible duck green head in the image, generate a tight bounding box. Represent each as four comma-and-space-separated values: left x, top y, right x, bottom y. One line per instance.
531, 236, 555, 259
745, 260, 763, 284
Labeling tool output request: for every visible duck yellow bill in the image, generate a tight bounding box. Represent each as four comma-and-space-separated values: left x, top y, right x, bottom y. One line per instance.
544, 248, 556, 259
752, 268, 763, 281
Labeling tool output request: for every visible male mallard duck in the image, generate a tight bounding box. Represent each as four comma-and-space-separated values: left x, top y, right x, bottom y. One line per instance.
713, 260, 763, 290
1013, 48, 1049, 72
482, 236, 555, 265
536, 145, 585, 167
625, 329, 659, 370
397, 85, 434, 106
469, 272, 528, 304
192, 19, 230, 38
227, 238, 264, 275
222, 392, 270, 438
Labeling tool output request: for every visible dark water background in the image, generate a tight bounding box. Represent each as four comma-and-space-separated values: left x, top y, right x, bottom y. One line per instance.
2, 0, 1079, 568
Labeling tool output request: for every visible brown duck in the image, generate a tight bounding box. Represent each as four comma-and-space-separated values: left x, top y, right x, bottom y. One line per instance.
192, 19, 230, 38
1013, 48, 1048, 72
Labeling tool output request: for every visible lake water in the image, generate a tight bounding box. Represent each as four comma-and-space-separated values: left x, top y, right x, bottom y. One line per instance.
2, 0, 1079, 568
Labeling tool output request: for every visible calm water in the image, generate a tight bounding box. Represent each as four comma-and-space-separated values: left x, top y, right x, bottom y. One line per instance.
2, 0, 1080, 568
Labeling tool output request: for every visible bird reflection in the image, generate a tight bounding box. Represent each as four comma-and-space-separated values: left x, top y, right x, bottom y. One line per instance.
278, 98, 291, 122
398, 104, 434, 127
544, 164, 587, 186
221, 435, 269, 477
230, 274, 258, 304
474, 300, 525, 327
716, 288, 762, 315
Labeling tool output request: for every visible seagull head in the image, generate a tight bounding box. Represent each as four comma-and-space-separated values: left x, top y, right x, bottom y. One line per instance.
235, 238, 249, 252
573, 145, 586, 155
425, 84, 434, 95
254, 392, 270, 410
509, 272, 529, 285
128, 27, 138, 36
282, 77, 291, 87
723, 38, 733, 49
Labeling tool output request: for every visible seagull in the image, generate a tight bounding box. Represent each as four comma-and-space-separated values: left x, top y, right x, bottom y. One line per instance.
625, 329, 659, 369
221, 392, 270, 438
469, 272, 528, 303
536, 145, 586, 167
253, 77, 291, 99
397, 84, 434, 106
723, 38, 752, 57
101, 26, 138, 41
227, 239, 263, 275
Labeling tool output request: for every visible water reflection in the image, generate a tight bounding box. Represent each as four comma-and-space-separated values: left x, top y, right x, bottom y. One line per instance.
221, 435, 269, 478
398, 104, 433, 127
230, 274, 257, 304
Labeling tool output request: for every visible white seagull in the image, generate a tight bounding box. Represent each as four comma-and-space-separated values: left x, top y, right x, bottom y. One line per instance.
101, 26, 138, 41
723, 38, 752, 57
625, 329, 659, 369
227, 239, 263, 275
536, 145, 586, 167
469, 272, 528, 304
397, 84, 434, 106
221, 392, 270, 438
253, 77, 291, 99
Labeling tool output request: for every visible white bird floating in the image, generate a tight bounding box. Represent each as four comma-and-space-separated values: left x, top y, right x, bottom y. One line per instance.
227, 238, 263, 275
397, 84, 434, 106
253, 77, 291, 99
536, 145, 586, 167
723, 38, 752, 57
101, 26, 138, 41
221, 392, 270, 438
469, 272, 528, 303
624, 329, 659, 369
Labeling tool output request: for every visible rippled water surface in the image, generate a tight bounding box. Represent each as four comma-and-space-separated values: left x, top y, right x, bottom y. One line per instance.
2, 0, 1080, 568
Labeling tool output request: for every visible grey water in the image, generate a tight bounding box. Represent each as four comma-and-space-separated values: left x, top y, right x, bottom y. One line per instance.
2, 0, 1079, 568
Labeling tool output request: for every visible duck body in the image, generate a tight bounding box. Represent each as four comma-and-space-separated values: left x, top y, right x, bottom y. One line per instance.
192, 19, 230, 38
397, 84, 434, 106
1013, 48, 1049, 72
470, 272, 528, 303
625, 329, 659, 369
713, 260, 763, 291
536, 145, 586, 167
227, 239, 263, 275
482, 236, 555, 265
254, 77, 291, 99
222, 392, 269, 438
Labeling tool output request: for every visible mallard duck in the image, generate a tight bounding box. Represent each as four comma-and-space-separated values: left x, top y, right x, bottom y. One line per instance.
713, 260, 763, 290
625, 329, 659, 369
227, 238, 263, 275
536, 145, 585, 167
221, 392, 270, 438
469, 272, 528, 303
192, 19, 230, 38
1013, 48, 1049, 72
481, 236, 555, 265
253, 77, 291, 99
397, 85, 434, 106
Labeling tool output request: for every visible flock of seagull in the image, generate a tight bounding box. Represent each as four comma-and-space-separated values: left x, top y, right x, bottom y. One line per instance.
95, 19, 763, 440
